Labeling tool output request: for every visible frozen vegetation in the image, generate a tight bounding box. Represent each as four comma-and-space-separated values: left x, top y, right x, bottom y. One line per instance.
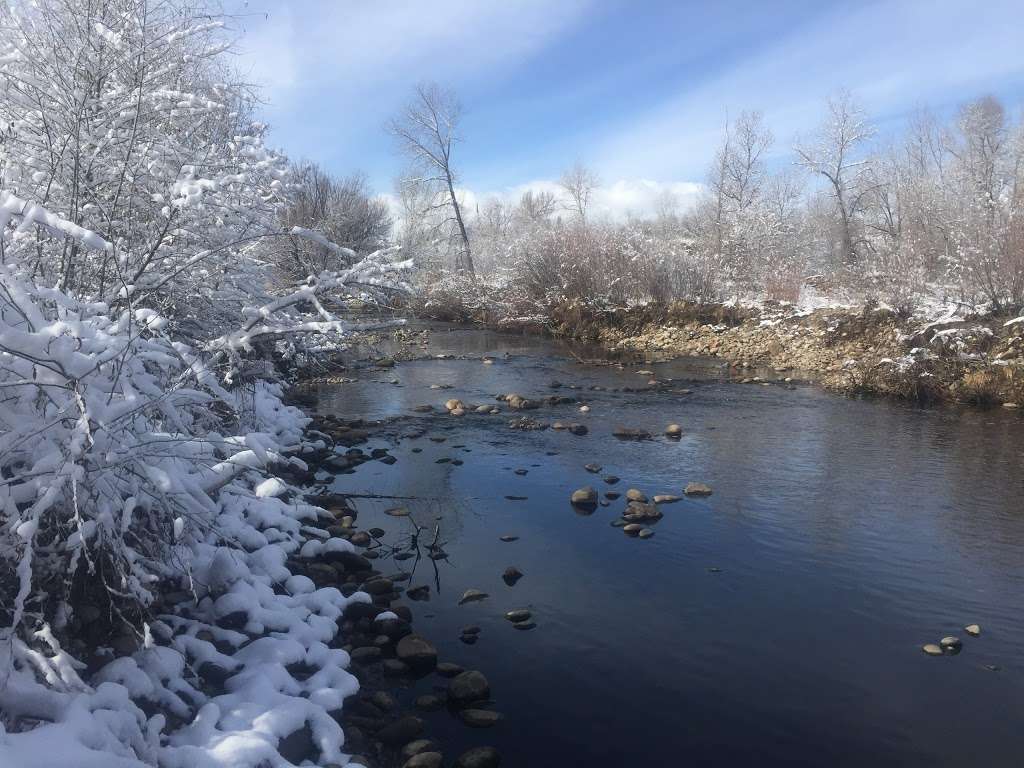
0, 1, 1022, 767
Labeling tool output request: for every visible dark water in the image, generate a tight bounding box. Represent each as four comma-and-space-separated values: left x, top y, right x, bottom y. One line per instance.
316, 325, 1024, 768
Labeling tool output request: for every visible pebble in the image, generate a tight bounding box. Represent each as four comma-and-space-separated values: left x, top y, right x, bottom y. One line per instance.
402, 740, 437, 759
512, 620, 536, 630
665, 424, 683, 438
396, 635, 438, 669
386, 507, 410, 517
403, 753, 443, 768
940, 636, 962, 652
638, 528, 654, 539
584, 463, 603, 473
502, 566, 523, 586
454, 746, 502, 768
571, 487, 598, 506
922, 643, 943, 656
653, 494, 681, 504
504, 609, 531, 622
623, 523, 643, 536
459, 709, 503, 728
684, 482, 713, 496
448, 670, 490, 707
579, 405, 591, 413
436, 662, 465, 677
499, 535, 519, 542
458, 589, 489, 605
603, 475, 620, 485
964, 624, 981, 637
414, 694, 444, 712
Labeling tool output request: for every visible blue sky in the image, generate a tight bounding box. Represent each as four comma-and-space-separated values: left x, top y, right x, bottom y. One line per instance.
229, 0, 1024, 216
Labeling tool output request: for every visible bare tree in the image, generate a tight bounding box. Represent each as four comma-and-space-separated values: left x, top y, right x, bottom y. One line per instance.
276, 163, 391, 279
559, 161, 601, 224
795, 91, 878, 265
516, 188, 559, 223
388, 82, 474, 276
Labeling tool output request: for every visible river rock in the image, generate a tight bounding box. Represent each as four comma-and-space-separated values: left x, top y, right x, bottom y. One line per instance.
571, 486, 598, 506
448, 670, 490, 707
350, 531, 371, 546
623, 524, 643, 536
584, 463, 603, 473
579, 405, 591, 413
512, 620, 536, 630
665, 424, 683, 438
385, 506, 410, 517
403, 753, 443, 768
613, 426, 651, 440
454, 746, 502, 768
568, 423, 588, 435
964, 624, 981, 636
625, 488, 648, 503
403, 740, 439, 759
502, 566, 523, 586
504, 609, 531, 622
414, 694, 445, 712
445, 399, 464, 412
459, 709, 503, 728
499, 535, 519, 542
406, 585, 430, 601
638, 528, 654, 539
451, 407, 466, 416
377, 715, 424, 746
396, 634, 438, 670
458, 589, 489, 605
684, 482, 713, 496
653, 494, 681, 504
436, 663, 463, 678
350, 646, 382, 664
922, 643, 943, 656
940, 636, 962, 653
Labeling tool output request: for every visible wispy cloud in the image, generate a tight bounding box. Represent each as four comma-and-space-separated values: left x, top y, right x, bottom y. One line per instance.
229, 0, 591, 166
591, 0, 1024, 181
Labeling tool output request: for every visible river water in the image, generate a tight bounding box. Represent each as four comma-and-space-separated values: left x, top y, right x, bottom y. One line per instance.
316, 325, 1024, 767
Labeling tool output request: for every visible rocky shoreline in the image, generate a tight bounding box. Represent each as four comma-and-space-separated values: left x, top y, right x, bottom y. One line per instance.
278, 400, 505, 768
420, 299, 1024, 408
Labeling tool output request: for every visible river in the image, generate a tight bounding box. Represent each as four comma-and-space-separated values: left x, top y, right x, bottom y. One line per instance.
315, 324, 1024, 767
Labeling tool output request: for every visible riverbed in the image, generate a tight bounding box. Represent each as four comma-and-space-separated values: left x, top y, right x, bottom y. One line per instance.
315, 325, 1024, 767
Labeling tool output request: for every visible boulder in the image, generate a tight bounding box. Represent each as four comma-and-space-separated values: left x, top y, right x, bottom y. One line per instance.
448, 670, 490, 708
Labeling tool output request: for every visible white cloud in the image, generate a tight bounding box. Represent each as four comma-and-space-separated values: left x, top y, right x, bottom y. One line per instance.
380, 178, 703, 225
590, 0, 1024, 180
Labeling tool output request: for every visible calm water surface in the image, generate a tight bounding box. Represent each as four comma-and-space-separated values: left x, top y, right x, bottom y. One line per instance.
316, 326, 1024, 768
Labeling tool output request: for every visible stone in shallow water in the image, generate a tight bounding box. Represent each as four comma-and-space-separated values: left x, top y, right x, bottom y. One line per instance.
403, 752, 444, 768
396, 634, 437, 670
499, 535, 519, 542
940, 636, 962, 653
454, 746, 502, 768
964, 624, 981, 637
458, 589, 489, 605
448, 670, 490, 707
570, 487, 597, 506
921, 643, 943, 656
638, 528, 654, 539
502, 566, 523, 586
459, 709, 503, 728
625, 488, 648, 503
684, 482, 713, 496
436, 662, 464, 678
665, 423, 683, 438
504, 609, 531, 622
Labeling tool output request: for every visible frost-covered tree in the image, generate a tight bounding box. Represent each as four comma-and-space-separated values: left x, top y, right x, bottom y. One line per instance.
795, 91, 878, 267
0, 0, 292, 330
559, 161, 600, 225
388, 82, 475, 276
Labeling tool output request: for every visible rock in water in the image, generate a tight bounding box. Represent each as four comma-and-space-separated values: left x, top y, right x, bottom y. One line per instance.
459, 709, 504, 728
504, 609, 531, 622
964, 624, 981, 637
396, 634, 438, 670
638, 528, 654, 539
921, 643, 943, 656
653, 494, 681, 504
665, 423, 683, 438
684, 482, 713, 496
940, 636, 962, 653
448, 670, 490, 708
502, 566, 523, 586
404, 753, 444, 768
454, 746, 502, 768
458, 589, 489, 605
571, 486, 598, 507
584, 463, 603, 473
625, 488, 648, 503
444, 399, 463, 412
